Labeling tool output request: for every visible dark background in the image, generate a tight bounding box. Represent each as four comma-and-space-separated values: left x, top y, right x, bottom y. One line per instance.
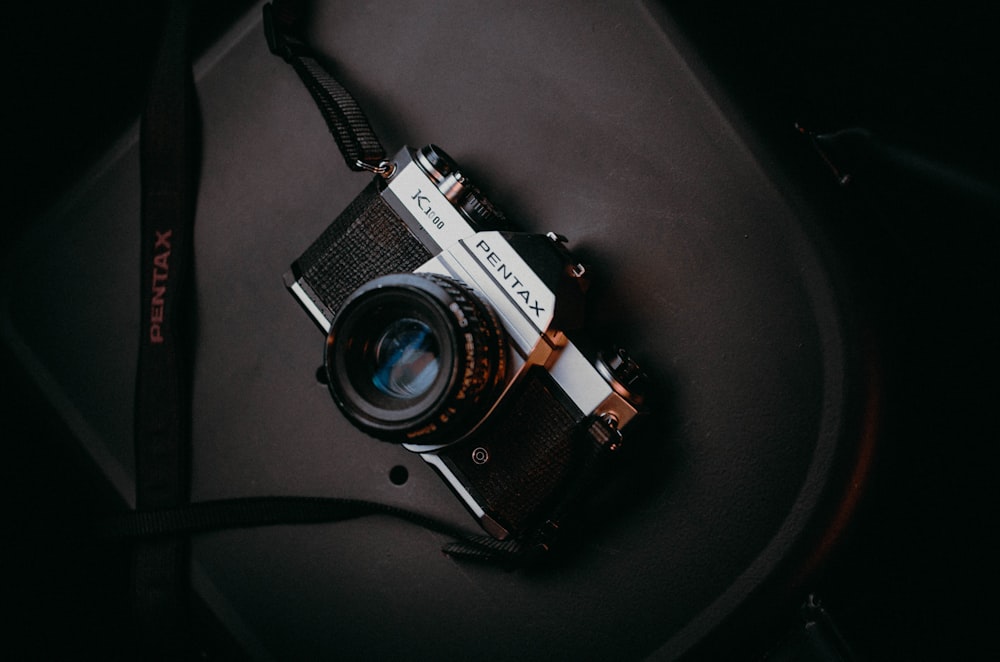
3, 1, 996, 659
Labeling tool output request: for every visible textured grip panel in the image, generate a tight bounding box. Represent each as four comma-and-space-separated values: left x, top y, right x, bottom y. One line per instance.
294, 179, 432, 315
439, 367, 585, 534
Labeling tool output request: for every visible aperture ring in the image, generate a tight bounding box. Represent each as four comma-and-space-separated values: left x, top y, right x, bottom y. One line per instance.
404, 274, 507, 442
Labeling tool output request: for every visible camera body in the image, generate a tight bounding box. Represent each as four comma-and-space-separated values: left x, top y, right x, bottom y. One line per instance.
286, 145, 645, 540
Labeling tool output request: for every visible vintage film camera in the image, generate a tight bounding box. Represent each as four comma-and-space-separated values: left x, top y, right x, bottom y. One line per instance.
285, 144, 646, 541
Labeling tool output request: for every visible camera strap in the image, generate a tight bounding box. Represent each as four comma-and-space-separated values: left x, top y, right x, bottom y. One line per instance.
134, 0, 198, 656
263, 0, 390, 173
100, 495, 533, 562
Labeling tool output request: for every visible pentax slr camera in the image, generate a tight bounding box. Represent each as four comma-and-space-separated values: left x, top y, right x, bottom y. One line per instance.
285, 144, 647, 541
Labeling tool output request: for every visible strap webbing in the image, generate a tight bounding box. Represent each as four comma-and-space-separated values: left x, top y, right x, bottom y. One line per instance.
134, 0, 198, 657
263, 1, 388, 171
101, 496, 535, 565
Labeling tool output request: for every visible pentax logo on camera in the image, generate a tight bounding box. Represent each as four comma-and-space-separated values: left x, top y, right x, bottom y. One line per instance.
472, 238, 544, 317
148, 229, 172, 344
465, 233, 555, 333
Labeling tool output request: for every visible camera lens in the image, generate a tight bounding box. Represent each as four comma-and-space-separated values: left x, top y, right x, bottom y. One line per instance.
325, 273, 506, 444
371, 318, 441, 398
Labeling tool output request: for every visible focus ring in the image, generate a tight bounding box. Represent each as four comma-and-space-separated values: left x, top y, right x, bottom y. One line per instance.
325, 272, 506, 445
406, 274, 507, 442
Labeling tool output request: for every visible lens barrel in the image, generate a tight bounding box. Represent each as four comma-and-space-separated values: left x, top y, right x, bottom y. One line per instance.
325, 273, 506, 444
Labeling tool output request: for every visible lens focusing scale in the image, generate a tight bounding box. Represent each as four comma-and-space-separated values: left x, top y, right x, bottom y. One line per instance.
325, 273, 506, 444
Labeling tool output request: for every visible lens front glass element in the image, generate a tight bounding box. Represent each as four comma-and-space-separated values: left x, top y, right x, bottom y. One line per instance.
326, 273, 506, 443
371, 318, 441, 398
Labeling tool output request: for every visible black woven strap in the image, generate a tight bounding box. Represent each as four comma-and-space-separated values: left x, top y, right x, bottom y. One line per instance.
135, 0, 198, 657
263, 0, 387, 171
99, 496, 536, 565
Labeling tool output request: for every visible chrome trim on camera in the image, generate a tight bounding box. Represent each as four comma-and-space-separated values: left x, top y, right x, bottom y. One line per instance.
289, 281, 332, 333
594, 391, 643, 432
437, 171, 467, 203
549, 342, 614, 416
382, 147, 478, 255
420, 452, 510, 540
420, 452, 483, 514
